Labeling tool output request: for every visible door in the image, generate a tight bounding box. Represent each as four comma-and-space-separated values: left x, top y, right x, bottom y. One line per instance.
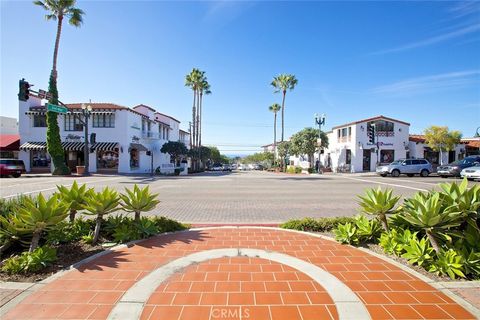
403, 160, 414, 173
363, 149, 371, 171
448, 151, 456, 164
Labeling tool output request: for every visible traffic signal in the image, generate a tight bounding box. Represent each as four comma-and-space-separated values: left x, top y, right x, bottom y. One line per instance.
18, 79, 30, 101
90, 133, 96, 144
367, 124, 375, 144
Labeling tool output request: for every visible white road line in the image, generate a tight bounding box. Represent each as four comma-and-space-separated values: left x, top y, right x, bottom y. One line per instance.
375, 176, 448, 187
337, 176, 428, 192
1, 177, 123, 198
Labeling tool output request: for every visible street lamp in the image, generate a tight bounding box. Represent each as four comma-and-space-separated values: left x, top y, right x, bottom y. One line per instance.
81, 103, 92, 175
314, 113, 326, 173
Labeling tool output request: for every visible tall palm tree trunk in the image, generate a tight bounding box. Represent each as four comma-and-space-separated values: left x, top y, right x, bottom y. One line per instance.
52, 15, 63, 80
198, 92, 203, 169
273, 113, 277, 163
191, 89, 197, 170
281, 90, 286, 142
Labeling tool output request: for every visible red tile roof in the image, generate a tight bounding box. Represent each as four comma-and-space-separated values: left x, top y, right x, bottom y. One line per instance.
331, 115, 410, 130
0, 134, 20, 150
66, 103, 129, 110
409, 134, 426, 143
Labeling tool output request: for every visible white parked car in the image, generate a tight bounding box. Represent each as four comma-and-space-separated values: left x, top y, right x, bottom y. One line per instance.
460, 164, 480, 181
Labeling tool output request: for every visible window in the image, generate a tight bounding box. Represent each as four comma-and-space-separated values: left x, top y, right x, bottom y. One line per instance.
64, 114, 83, 131
142, 119, 146, 132
369, 120, 394, 137
130, 149, 139, 168
404, 160, 413, 165
412, 160, 422, 165
31, 150, 50, 167
346, 149, 351, 165
92, 113, 115, 128
33, 114, 47, 127
380, 150, 394, 164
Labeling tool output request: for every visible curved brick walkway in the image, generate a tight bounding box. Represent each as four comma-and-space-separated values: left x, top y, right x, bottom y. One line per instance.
3, 227, 477, 320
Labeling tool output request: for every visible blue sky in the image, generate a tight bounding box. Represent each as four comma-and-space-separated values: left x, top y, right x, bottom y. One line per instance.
1, 0, 479, 155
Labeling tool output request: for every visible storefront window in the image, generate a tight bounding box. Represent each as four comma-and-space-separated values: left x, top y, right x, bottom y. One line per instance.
33, 115, 47, 127
31, 150, 50, 167
380, 150, 394, 164
97, 151, 119, 169
346, 149, 352, 165
130, 149, 139, 168
424, 150, 439, 165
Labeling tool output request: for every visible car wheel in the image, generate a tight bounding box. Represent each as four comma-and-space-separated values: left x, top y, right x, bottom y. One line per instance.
420, 169, 429, 177
440, 176, 448, 178
12, 173, 21, 178
391, 170, 400, 177
407, 174, 414, 177
467, 178, 474, 181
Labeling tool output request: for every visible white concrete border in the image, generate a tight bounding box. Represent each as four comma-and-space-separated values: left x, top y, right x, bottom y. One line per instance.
108, 247, 370, 320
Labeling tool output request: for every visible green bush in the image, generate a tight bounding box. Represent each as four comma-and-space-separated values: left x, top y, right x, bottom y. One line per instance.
1, 246, 57, 274
333, 222, 358, 245
429, 249, 465, 279
401, 237, 434, 267
151, 216, 189, 233
46, 218, 94, 245
0, 195, 37, 217
355, 215, 382, 243
295, 166, 302, 174
280, 217, 356, 232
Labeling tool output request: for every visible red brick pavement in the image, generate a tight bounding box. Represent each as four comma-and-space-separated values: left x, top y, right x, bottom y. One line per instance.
3, 228, 476, 320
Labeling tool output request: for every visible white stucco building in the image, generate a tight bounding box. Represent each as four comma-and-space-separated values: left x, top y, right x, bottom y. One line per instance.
0, 116, 19, 134
18, 94, 190, 174
283, 115, 478, 172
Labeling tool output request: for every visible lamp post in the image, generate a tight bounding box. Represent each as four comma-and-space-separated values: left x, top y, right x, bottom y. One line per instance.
314, 113, 326, 173
81, 103, 92, 175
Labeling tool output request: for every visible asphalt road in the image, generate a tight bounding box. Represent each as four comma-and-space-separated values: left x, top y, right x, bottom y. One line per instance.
0, 171, 476, 223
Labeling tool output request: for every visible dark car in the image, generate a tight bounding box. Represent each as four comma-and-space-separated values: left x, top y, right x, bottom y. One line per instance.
0, 159, 26, 178
437, 156, 480, 178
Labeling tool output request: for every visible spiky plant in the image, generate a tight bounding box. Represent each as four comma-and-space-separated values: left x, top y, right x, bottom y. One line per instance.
358, 187, 400, 232
56, 181, 93, 222
82, 188, 119, 245
13, 194, 69, 252
120, 185, 160, 222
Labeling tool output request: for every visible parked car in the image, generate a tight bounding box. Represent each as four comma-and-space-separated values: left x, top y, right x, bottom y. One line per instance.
376, 159, 432, 177
222, 164, 232, 172
460, 164, 480, 181
0, 159, 26, 178
437, 156, 480, 178
211, 163, 223, 171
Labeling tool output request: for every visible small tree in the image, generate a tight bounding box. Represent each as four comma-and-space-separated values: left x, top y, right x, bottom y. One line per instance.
424, 126, 462, 165
289, 128, 329, 168
56, 181, 93, 222
82, 188, 119, 245
276, 141, 291, 171
161, 141, 188, 165
13, 194, 69, 252
120, 185, 160, 222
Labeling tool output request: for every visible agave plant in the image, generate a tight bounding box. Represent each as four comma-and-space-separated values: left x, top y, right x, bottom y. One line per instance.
56, 181, 94, 222
401, 237, 434, 267
13, 194, 69, 252
120, 185, 160, 222
358, 187, 400, 232
400, 192, 462, 253
82, 188, 119, 245
429, 249, 465, 279
438, 179, 480, 230
0, 214, 26, 256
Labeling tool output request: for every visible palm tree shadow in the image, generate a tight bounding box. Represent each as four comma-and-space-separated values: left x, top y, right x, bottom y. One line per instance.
74, 230, 211, 272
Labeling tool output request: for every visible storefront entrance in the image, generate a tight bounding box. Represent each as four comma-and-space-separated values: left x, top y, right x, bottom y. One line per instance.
97, 150, 119, 172
362, 149, 371, 171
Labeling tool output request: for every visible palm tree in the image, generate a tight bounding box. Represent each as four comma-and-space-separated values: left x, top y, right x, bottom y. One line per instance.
198, 79, 211, 150
34, 0, 84, 175
268, 103, 281, 163
271, 74, 298, 142
185, 68, 203, 170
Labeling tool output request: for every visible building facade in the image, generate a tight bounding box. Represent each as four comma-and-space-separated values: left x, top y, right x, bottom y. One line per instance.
18, 95, 189, 174
284, 115, 477, 172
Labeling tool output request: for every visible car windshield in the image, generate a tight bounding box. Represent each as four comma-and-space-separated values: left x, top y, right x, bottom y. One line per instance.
458, 158, 477, 165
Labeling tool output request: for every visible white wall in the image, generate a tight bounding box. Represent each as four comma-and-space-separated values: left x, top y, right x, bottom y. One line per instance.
0, 116, 18, 134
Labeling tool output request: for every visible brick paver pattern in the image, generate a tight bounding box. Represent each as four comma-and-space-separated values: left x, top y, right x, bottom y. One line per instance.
3, 228, 476, 320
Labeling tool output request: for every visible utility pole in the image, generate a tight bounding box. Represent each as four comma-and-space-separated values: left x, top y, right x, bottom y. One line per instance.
81, 102, 92, 175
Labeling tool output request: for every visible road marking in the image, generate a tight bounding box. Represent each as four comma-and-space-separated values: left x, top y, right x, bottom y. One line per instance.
337, 176, 427, 192
1, 177, 123, 198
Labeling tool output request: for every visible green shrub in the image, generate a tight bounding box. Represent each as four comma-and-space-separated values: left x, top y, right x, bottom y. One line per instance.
152, 216, 189, 233
0, 195, 37, 217
358, 187, 400, 232
120, 185, 160, 222
286, 166, 295, 174
295, 166, 302, 174
136, 217, 159, 238
56, 181, 93, 223
113, 224, 138, 243
1, 246, 57, 274
429, 249, 465, 279
46, 218, 93, 245
355, 215, 382, 243
334, 222, 358, 245
401, 237, 434, 267
280, 217, 355, 232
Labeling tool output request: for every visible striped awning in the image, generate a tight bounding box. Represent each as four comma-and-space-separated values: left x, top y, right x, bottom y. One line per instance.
91, 142, 118, 151
62, 141, 85, 151
20, 141, 47, 151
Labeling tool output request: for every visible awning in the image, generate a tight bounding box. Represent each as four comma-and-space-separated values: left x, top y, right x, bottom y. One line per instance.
0, 135, 20, 151
20, 141, 47, 151
62, 142, 85, 151
25, 111, 46, 116
21, 141, 84, 151
91, 142, 118, 151
129, 143, 148, 152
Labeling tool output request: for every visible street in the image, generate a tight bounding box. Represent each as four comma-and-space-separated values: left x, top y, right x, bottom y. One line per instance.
0, 171, 476, 224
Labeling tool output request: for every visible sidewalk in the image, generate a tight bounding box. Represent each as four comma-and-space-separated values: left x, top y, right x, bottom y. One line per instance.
1, 227, 479, 320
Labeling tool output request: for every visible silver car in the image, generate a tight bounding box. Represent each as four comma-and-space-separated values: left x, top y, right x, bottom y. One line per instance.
460, 164, 480, 181
376, 159, 432, 177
